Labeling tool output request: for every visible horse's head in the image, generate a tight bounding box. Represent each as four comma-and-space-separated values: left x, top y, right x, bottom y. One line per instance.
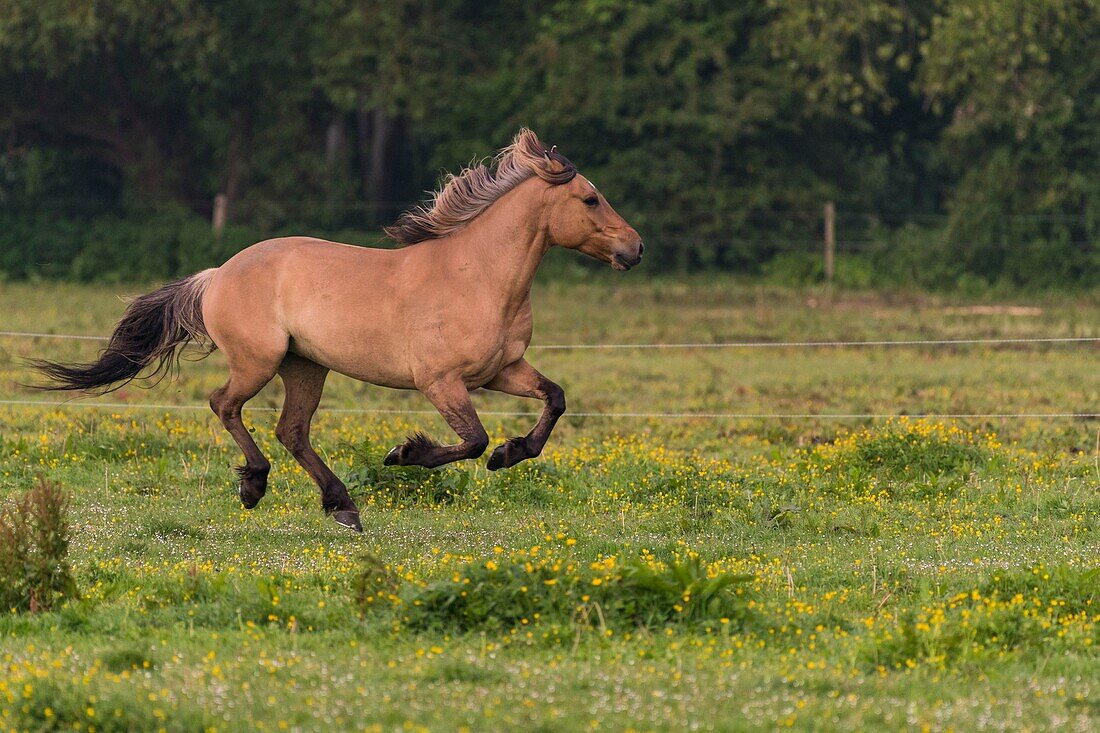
504, 130, 643, 270
545, 170, 644, 271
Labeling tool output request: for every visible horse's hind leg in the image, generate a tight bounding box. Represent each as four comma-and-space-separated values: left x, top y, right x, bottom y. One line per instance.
276, 354, 361, 532
210, 366, 278, 509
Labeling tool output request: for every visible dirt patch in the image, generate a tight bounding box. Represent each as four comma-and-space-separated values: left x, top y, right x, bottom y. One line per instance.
943, 305, 1043, 316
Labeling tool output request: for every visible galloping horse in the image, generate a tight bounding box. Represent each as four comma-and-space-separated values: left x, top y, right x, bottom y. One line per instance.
35, 129, 644, 531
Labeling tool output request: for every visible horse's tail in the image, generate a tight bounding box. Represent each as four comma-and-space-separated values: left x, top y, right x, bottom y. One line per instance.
31, 269, 217, 394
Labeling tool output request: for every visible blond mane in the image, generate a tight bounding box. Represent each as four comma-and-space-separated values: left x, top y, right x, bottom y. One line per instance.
384, 128, 577, 245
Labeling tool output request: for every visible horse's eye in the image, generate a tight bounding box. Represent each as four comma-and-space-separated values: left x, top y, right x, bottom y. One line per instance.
583, 195, 599, 207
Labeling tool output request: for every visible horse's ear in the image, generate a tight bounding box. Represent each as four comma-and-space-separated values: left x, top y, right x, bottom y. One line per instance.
543, 145, 569, 175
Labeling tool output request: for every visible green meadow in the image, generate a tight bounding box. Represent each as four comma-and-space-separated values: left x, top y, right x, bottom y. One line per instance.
1, 278, 1099, 732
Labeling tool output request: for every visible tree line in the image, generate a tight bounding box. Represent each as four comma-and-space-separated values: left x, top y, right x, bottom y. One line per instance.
1, 0, 1097, 287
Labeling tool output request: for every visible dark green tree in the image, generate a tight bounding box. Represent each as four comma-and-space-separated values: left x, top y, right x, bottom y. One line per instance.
921, 0, 1100, 286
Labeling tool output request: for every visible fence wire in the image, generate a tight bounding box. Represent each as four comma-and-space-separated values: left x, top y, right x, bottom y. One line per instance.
1, 399, 1096, 421
2, 326, 1096, 421
2, 330, 1098, 350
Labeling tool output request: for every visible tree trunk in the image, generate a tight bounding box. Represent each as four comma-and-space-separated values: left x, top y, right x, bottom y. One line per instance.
367, 108, 393, 207
325, 118, 347, 172
223, 110, 251, 224
355, 105, 373, 201
324, 117, 349, 214
356, 104, 396, 225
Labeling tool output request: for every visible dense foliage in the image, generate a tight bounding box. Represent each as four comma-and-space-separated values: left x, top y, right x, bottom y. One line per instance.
0, 0, 1097, 286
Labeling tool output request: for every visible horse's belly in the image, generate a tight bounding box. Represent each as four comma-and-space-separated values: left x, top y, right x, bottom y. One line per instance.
460, 351, 508, 388
289, 330, 416, 389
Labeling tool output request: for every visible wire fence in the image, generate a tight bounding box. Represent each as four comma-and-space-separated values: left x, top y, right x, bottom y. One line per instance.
0, 399, 1096, 421
2, 330, 1099, 350
2, 325, 1096, 422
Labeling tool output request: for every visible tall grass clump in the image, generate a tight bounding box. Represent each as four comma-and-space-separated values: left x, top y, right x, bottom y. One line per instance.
850, 421, 990, 479
0, 478, 78, 612
808, 420, 996, 490
346, 439, 472, 505
359, 552, 753, 633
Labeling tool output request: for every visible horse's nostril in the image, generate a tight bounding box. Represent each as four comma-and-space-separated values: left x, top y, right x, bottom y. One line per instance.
638, 241, 645, 255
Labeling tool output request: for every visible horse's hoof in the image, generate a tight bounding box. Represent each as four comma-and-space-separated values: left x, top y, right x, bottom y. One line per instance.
331, 510, 363, 532
236, 464, 268, 509
487, 439, 528, 471
239, 483, 262, 509
383, 446, 402, 466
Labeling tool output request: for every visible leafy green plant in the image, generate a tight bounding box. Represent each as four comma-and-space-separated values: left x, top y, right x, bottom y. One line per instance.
619, 555, 754, 626
850, 427, 987, 480
0, 478, 78, 613
346, 438, 471, 505
382, 553, 753, 633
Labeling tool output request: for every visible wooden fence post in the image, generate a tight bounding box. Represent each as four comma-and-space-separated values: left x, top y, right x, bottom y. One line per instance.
212, 193, 228, 239
823, 201, 836, 283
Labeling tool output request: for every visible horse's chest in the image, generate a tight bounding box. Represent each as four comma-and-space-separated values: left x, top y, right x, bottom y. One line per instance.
460, 312, 530, 385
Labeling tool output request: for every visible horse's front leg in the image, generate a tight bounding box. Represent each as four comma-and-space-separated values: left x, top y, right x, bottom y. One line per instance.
384, 376, 489, 468
482, 359, 566, 471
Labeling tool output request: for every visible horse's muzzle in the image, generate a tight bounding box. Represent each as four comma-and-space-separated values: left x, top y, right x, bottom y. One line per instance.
612, 240, 644, 271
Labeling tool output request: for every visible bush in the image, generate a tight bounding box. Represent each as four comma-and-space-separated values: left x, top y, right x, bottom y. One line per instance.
0, 205, 392, 281
761, 252, 824, 286
360, 551, 754, 633
819, 420, 991, 483
0, 206, 252, 281
0, 478, 78, 612
865, 564, 1100, 670
1, 198, 1094, 290
345, 438, 472, 506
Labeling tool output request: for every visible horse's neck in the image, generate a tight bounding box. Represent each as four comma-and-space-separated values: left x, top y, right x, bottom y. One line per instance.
447, 191, 549, 314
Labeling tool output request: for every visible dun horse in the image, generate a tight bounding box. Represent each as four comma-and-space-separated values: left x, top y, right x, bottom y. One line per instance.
35, 129, 644, 531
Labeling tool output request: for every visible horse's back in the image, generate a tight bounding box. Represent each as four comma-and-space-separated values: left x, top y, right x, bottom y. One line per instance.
208, 235, 402, 301
202, 236, 417, 386
215, 236, 388, 275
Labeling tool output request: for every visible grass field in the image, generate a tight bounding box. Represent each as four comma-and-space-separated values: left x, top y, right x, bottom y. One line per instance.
1, 277, 1099, 731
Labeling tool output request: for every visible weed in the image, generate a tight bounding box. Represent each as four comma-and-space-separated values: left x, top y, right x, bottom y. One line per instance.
387, 552, 753, 633
346, 438, 471, 505
0, 478, 77, 612
848, 423, 988, 480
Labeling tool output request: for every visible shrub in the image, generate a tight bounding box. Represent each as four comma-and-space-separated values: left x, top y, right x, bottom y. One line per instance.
345, 438, 471, 505
0, 478, 78, 612
841, 421, 990, 481
865, 564, 1100, 670
0, 204, 398, 282
362, 552, 754, 633
761, 252, 824, 286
